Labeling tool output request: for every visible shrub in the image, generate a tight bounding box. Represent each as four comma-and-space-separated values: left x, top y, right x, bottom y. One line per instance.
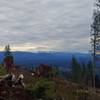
28, 79, 55, 100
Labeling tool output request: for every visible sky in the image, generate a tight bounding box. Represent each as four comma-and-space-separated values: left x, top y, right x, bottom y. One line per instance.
0, 0, 94, 52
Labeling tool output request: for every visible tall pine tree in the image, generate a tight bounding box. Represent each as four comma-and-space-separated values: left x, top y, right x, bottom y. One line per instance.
90, 0, 100, 88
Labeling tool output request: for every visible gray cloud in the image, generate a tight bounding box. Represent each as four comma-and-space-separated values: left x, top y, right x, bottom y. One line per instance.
0, 0, 94, 52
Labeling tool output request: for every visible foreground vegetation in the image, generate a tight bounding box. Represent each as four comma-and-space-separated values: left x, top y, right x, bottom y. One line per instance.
0, 65, 100, 100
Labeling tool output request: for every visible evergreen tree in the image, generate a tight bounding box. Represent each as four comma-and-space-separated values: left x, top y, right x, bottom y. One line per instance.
4, 45, 13, 62
71, 56, 82, 82
3, 45, 14, 73
87, 61, 93, 87
4, 45, 12, 56
81, 62, 88, 83
90, 0, 100, 88
95, 74, 100, 87
87, 61, 93, 77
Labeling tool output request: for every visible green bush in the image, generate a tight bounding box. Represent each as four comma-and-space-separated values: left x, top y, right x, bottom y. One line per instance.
28, 79, 56, 100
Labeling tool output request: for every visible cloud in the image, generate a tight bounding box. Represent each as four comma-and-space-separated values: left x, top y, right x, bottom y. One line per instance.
0, 0, 94, 52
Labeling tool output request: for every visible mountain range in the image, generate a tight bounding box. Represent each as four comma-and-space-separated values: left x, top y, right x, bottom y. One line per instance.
0, 51, 94, 70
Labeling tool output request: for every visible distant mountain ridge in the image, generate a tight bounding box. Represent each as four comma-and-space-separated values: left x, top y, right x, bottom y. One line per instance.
0, 51, 93, 69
